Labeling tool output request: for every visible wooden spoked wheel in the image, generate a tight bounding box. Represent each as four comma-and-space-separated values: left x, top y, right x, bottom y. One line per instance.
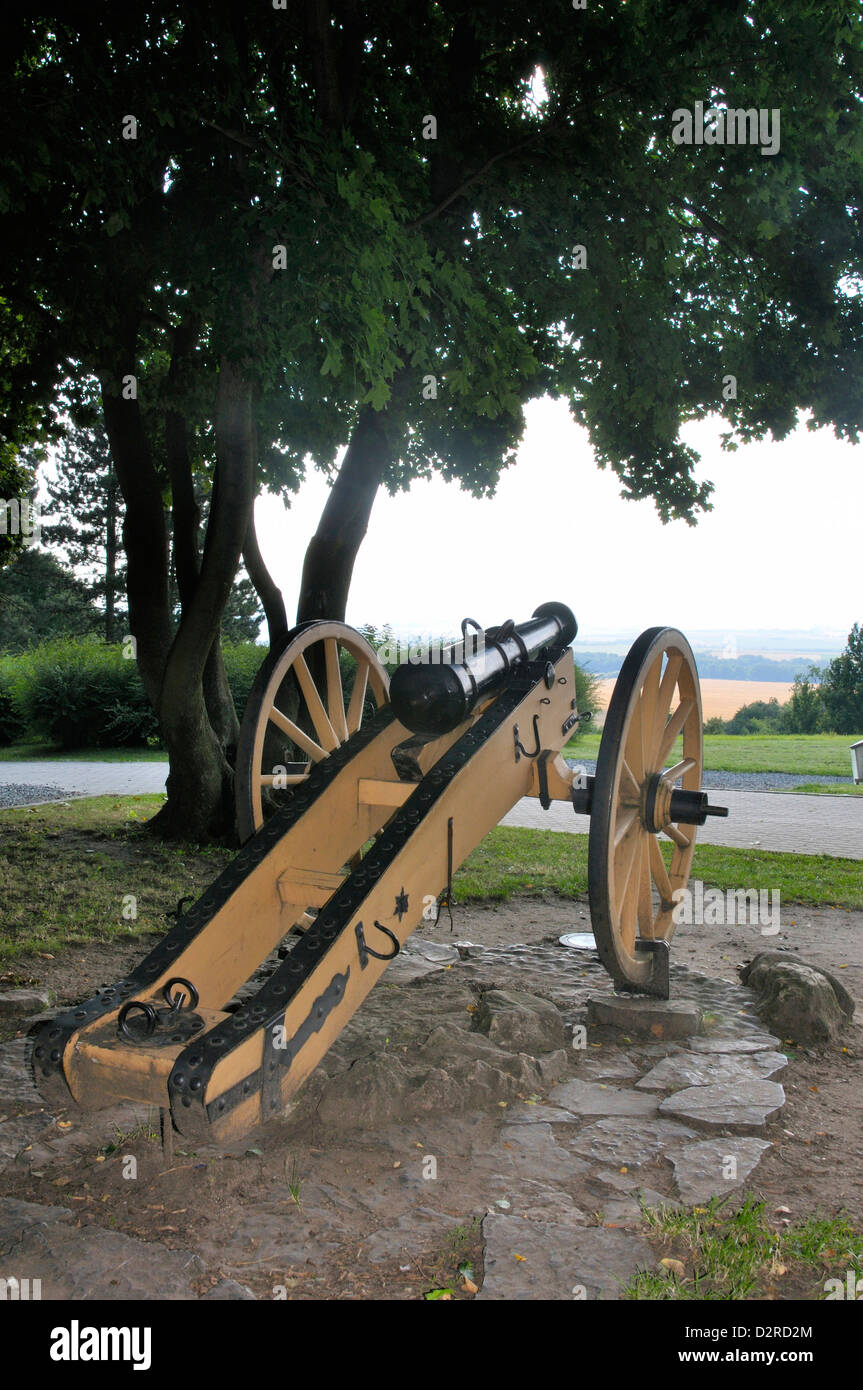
235, 620, 389, 843
588, 628, 703, 989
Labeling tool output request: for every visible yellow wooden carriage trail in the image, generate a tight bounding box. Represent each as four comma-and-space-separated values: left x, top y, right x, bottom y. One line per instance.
32, 603, 726, 1143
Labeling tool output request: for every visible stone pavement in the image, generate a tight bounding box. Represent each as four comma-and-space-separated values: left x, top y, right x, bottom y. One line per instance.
501, 787, 862, 858
0, 940, 786, 1300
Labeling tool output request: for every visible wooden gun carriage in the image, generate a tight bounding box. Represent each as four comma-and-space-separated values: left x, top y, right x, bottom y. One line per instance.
33, 604, 726, 1143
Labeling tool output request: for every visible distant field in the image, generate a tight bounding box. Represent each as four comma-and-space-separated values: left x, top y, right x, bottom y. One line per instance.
566, 731, 859, 776
594, 676, 795, 722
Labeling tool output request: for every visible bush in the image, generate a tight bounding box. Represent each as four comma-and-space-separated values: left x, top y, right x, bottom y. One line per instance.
724, 698, 785, 736
704, 715, 726, 735
8, 637, 159, 748
0, 655, 26, 744
222, 641, 267, 720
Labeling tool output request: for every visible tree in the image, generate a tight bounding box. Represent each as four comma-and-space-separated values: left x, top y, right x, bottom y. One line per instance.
0, 547, 101, 652
783, 665, 825, 734
821, 624, 863, 734
42, 421, 126, 643
1, 3, 862, 837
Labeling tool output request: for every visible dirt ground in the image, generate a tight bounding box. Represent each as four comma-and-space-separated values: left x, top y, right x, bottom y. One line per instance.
1, 893, 861, 1300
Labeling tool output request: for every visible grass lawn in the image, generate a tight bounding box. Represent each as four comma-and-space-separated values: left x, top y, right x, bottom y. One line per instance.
0, 795, 229, 963
792, 783, 863, 797
624, 1195, 862, 1300
0, 743, 167, 762
566, 731, 860, 777
1, 802, 859, 967
455, 827, 863, 910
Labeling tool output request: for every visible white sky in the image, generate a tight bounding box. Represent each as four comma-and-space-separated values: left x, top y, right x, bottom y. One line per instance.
255, 398, 860, 648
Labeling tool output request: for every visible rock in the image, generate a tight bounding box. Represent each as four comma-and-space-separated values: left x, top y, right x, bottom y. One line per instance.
567, 1117, 696, 1168
548, 1078, 660, 1118
659, 1079, 785, 1132
672, 1137, 772, 1204
202, 1279, 256, 1300
478, 1214, 652, 1300
636, 1050, 787, 1092
0, 1039, 42, 1105
739, 956, 852, 1044
741, 951, 855, 1020
587, 995, 702, 1039
474, 990, 566, 1053
0, 990, 51, 1020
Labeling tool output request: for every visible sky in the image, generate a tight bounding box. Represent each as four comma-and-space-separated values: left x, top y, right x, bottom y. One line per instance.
254, 398, 860, 649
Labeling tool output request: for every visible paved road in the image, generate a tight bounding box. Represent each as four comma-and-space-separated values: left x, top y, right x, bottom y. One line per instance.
500, 787, 862, 859
2, 760, 860, 858
0, 760, 169, 802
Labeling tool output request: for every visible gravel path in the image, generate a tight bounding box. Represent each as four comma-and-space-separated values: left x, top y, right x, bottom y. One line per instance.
0, 783, 73, 809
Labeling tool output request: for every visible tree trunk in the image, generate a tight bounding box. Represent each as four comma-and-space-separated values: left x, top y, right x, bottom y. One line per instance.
243, 504, 288, 648
165, 321, 240, 765
297, 377, 408, 624
99, 352, 173, 707
105, 470, 118, 644
150, 356, 256, 839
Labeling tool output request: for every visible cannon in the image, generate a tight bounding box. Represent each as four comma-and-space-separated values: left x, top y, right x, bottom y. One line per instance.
32, 605, 726, 1143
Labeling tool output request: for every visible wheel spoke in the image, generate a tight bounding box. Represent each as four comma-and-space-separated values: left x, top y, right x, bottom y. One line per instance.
614, 805, 638, 847
640, 655, 662, 771
324, 639, 349, 743
346, 660, 370, 735
615, 819, 642, 908
637, 837, 655, 938
619, 842, 641, 953
625, 698, 645, 781
663, 822, 691, 850
653, 653, 682, 749
661, 757, 697, 784
648, 834, 674, 905
620, 758, 640, 801
657, 697, 694, 767
268, 706, 327, 762
259, 772, 309, 786
293, 654, 340, 752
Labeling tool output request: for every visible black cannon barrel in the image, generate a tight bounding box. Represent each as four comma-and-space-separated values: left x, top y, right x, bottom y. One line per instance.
389, 602, 577, 736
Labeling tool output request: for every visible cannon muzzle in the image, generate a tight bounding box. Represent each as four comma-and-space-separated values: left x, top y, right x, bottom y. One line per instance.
389, 602, 577, 736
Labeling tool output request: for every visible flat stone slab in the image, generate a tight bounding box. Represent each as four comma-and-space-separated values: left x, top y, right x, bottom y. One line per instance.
478, 1214, 652, 1300
0, 1113, 56, 1170
567, 1117, 697, 1168
576, 1053, 641, 1082
659, 1079, 785, 1132
672, 1137, 773, 1204
0, 1198, 204, 1298
549, 1078, 659, 1118
636, 1051, 787, 1092
688, 1036, 780, 1055
588, 995, 702, 1039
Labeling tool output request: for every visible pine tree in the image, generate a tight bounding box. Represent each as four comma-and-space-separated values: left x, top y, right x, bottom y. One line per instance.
43, 424, 126, 643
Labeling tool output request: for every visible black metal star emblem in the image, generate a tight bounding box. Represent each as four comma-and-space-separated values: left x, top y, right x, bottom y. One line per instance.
394, 888, 409, 922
